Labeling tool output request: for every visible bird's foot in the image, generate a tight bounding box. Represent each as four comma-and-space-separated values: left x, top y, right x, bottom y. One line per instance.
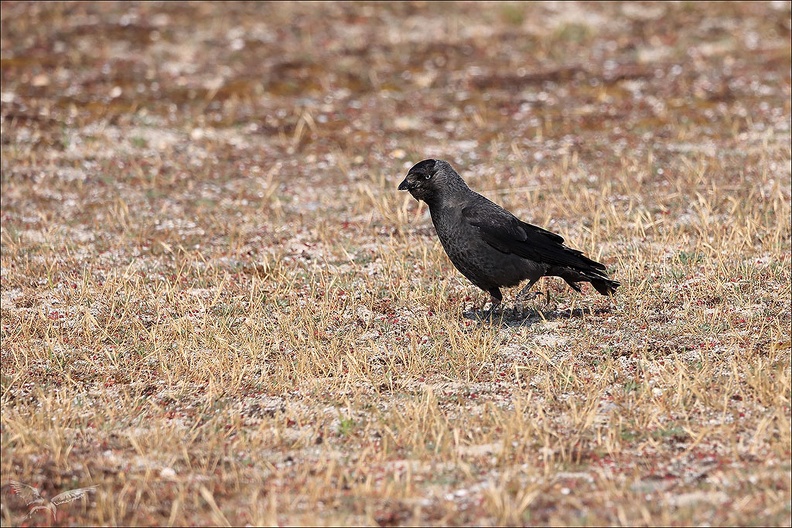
516, 291, 543, 302
540, 290, 554, 310
479, 300, 503, 322
512, 301, 529, 319
513, 290, 550, 318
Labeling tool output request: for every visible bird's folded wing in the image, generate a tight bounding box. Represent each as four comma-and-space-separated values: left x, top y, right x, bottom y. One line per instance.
462, 204, 605, 270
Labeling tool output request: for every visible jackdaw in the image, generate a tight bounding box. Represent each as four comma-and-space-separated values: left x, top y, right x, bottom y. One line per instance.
398, 159, 619, 313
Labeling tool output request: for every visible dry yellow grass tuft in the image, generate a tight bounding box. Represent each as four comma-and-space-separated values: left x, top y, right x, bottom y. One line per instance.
2, 2, 790, 526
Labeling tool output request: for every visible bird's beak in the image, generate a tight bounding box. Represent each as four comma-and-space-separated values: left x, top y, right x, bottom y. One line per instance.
398, 177, 411, 191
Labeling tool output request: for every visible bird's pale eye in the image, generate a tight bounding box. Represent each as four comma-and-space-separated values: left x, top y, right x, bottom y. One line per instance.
424, 173, 432, 180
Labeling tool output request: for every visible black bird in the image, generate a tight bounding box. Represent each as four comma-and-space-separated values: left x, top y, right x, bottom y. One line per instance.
398, 159, 619, 313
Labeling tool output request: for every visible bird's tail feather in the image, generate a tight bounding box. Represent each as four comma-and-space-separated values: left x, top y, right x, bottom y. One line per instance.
555, 266, 620, 296
590, 277, 620, 296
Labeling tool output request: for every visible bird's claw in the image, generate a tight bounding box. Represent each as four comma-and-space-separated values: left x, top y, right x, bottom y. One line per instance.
478, 300, 503, 321
517, 291, 542, 302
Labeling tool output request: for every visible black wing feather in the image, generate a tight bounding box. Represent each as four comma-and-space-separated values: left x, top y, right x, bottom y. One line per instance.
462, 198, 606, 271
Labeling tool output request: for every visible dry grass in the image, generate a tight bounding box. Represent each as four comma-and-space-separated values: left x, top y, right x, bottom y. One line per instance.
1, 2, 790, 526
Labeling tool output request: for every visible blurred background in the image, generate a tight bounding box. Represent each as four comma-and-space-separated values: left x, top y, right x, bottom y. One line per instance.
2, 2, 789, 187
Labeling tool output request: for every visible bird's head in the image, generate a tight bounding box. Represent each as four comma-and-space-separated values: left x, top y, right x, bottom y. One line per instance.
398, 159, 462, 203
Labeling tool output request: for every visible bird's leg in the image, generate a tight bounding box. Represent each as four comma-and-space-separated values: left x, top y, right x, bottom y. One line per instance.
482, 297, 501, 320
516, 279, 541, 302
481, 288, 503, 320
515, 279, 541, 315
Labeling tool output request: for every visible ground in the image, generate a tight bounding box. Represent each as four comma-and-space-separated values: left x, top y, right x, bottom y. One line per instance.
1, 2, 790, 526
